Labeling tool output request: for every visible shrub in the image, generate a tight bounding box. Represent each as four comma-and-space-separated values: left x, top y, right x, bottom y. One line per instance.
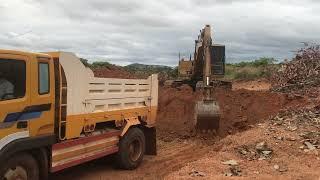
225, 57, 279, 80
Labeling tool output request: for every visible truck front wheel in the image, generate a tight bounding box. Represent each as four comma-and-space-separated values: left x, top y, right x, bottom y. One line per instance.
116, 127, 145, 170
0, 153, 39, 180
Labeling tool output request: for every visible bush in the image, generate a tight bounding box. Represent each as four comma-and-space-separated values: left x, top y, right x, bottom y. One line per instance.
225, 57, 279, 80
80, 58, 114, 69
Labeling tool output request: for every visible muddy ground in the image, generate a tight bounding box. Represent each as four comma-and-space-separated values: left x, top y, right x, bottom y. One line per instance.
51, 81, 320, 180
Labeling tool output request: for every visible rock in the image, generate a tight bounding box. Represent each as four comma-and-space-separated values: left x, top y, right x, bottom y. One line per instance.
262, 150, 272, 155
256, 141, 268, 151
256, 142, 273, 159
287, 126, 298, 131
268, 127, 277, 132
225, 165, 242, 176
230, 165, 242, 176
286, 137, 296, 141
305, 142, 316, 151
222, 160, 238, 166
300, 131, 320, 140
273, 164, 288, 172
276, 136, 284, 141
279, 166, 288, 172
197, 172, 206, 177
189, 169, 205, 177
240, 149, 248, 155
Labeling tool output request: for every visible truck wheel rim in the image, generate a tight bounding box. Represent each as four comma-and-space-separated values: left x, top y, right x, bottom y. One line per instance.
129, 139, 142, 162
4, 166, 28, 180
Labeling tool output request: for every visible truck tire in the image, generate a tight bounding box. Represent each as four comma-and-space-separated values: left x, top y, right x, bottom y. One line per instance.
0, 153, 39, 180
116, 127, 145, 170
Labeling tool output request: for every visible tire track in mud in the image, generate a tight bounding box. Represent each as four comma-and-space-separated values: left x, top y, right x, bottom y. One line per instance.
137, 140, 212, 178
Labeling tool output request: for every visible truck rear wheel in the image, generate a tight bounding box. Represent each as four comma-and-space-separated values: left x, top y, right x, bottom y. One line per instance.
116, 127, 145, 170
0, 153, 39, 180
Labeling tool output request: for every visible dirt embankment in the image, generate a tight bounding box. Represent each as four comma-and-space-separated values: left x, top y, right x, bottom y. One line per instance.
232, 79, 271, 91
167, 119, 320, 179
157, 84, 308, 141
167, 103, 320, 179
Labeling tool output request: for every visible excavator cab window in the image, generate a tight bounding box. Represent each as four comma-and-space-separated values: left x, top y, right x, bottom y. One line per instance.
210, 45, 225, 75
0, 59, 26, 101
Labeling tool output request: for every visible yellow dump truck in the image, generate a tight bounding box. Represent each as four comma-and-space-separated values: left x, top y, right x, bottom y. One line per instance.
0, 50, 158, 179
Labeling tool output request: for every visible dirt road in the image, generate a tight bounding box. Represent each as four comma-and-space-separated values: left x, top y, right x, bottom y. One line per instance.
51, 139, 213, 180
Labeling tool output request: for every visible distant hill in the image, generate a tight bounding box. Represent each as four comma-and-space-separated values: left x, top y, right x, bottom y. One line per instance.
124, 63, 178, 82
80, 59, 178, 82
124, 63, 172, 70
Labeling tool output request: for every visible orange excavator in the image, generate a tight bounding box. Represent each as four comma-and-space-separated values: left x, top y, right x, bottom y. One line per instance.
177, 25, 231, 132
194, 25, 230, 132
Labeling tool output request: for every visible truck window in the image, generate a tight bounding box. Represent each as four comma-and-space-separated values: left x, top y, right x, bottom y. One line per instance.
0, 59, 26, 101
39, 62, 50, 94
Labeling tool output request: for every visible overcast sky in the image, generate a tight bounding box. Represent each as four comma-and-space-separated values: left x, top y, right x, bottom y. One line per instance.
1, 0, 319, 66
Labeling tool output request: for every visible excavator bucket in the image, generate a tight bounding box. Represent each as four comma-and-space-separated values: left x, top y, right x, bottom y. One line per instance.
195, 100, 220, 132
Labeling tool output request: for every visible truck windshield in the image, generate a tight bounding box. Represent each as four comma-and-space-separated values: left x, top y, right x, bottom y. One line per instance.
0, 59, 26, 101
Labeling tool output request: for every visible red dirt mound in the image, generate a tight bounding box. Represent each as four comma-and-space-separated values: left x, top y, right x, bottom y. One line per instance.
157, 85, 198, 141
156, 86, 308, 141
93, 67, 136, 79
215, 88, 306, 137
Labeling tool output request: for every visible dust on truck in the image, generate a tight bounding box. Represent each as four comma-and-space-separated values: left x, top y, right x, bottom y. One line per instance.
0, 50, 158, 179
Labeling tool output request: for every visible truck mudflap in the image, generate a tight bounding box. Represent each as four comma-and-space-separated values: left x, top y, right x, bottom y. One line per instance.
143, 127, 157, 155
51, 130, 120, 172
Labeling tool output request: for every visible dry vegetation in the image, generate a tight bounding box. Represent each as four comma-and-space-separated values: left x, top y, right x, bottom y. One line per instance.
225, 57, 279, 80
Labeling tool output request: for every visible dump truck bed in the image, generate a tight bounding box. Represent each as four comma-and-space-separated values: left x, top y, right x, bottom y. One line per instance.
47, 52, 158, 139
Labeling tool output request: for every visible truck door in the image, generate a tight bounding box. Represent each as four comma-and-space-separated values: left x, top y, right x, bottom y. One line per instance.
0, 54, 30, 142
28, 56, 55, 137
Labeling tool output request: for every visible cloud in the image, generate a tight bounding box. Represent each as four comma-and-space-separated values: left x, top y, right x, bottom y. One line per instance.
0, 0, 319, 65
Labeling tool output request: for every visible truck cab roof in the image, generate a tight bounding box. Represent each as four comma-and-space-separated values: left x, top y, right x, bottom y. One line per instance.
0, 49, 51, 59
